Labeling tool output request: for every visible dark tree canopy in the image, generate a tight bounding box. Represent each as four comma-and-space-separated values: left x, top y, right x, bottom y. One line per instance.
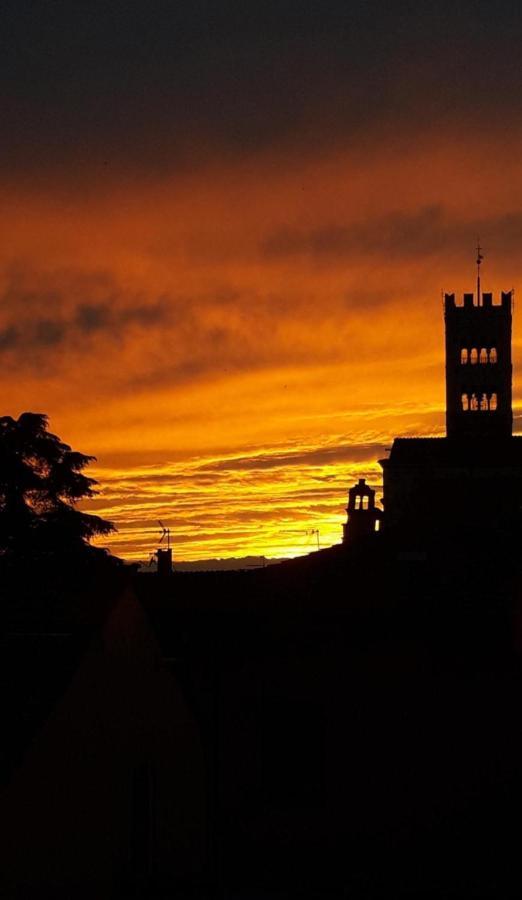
0, 413, 116, 569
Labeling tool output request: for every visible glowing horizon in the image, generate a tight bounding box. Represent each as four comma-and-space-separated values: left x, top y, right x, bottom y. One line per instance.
3, 6, 522, 562
3, 148, 522, 562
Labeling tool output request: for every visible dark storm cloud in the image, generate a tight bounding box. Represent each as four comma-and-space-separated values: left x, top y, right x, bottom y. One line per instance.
200, 442, 381, 473
0, 326, 19, 351
34, 319, 65, 346
0, 268, 169, 362
74, 301, 166, 333
2, 258, 347, 383
263, 208, 522, 262
2, 0, 522, 176
2, 266, 121, 315
74, 303, 113, 333
0, 303, 163, 356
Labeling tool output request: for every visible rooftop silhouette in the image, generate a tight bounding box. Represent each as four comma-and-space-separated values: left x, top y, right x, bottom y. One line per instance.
3, 265, 522, 899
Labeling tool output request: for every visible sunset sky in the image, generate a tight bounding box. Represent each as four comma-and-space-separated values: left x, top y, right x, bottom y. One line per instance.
2, 1, 522, 561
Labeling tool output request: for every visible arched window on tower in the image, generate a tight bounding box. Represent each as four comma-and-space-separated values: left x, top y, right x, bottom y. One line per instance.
490, 393, 498, 410
480, 348, 488, 364
470, 348, 478, 365
461, 348, 468, 364
362, 496, 369, 510
461, 393, 469, 411
489, 347, 498, 364
480, 393, 488, 410
470, 393, 479, 411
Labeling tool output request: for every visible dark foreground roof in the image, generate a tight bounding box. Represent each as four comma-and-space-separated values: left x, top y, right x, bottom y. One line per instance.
381, 435, 522, 467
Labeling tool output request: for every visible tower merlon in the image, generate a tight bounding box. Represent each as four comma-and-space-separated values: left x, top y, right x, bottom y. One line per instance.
444, 290, 513, 312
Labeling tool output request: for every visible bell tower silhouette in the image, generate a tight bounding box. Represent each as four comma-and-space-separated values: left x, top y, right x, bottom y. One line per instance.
444, 247, 512, 440
343, 478, 380, 543
380, 248, 521, 534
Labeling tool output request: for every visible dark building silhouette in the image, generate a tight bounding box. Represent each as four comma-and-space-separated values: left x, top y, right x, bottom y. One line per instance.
343, 478, 381, 543
445, 290, 512, 439
156, 547, 173, 576
0, 588, 206, 898
5, 262, 522, 899
381, 282, 522, 535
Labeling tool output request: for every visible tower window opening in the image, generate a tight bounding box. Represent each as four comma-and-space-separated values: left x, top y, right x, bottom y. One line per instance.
375, 519, 380, 532
489, 347, 498, 364
362, 496, 369, 510
479, 348, 488, 364
470, 393, 479, 411
480, 393, 488, 410
461, 393, 469, 411
461, 348, 468, 364
470, 348, 478, 365
490, 393, 498, 410
355, 496, 361, 510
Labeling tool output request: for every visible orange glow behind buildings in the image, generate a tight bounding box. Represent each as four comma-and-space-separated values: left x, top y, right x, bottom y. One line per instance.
2, 135, 522, 561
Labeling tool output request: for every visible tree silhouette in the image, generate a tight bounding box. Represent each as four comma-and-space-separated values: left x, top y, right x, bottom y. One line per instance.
0, 413, 115, 569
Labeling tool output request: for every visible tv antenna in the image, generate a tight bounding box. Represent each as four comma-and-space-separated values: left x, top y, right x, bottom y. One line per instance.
280, 528, 321, 550
158, 520, 171, 550
281, 528, 321, 552
307, 528, 321, 551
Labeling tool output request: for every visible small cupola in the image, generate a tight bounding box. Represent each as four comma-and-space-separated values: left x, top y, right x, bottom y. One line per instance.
343, 478, 381, 543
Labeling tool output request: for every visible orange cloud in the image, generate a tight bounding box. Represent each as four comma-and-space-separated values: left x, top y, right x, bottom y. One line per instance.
1, 136, 522, 561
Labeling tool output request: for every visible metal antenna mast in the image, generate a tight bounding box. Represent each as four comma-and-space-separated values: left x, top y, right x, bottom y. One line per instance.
308, 528, 320, 551
158, 520, 170, 550
476, 240, 484, 306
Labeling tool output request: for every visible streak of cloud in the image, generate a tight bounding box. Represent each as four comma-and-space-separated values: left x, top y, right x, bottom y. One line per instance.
2, 2, 522, 561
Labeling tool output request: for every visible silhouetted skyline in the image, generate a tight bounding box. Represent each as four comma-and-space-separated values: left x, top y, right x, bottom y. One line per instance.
2, 2, 522, 561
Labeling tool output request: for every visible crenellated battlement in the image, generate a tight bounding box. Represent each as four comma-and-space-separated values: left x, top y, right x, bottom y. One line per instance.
444, 290, 512, 311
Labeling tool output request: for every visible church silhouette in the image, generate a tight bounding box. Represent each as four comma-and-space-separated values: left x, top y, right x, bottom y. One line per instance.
345, 264, 522, 545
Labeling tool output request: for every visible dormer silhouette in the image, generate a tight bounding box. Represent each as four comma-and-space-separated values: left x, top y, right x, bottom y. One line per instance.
444, 290, 512, 439
343, 478, 381, 543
